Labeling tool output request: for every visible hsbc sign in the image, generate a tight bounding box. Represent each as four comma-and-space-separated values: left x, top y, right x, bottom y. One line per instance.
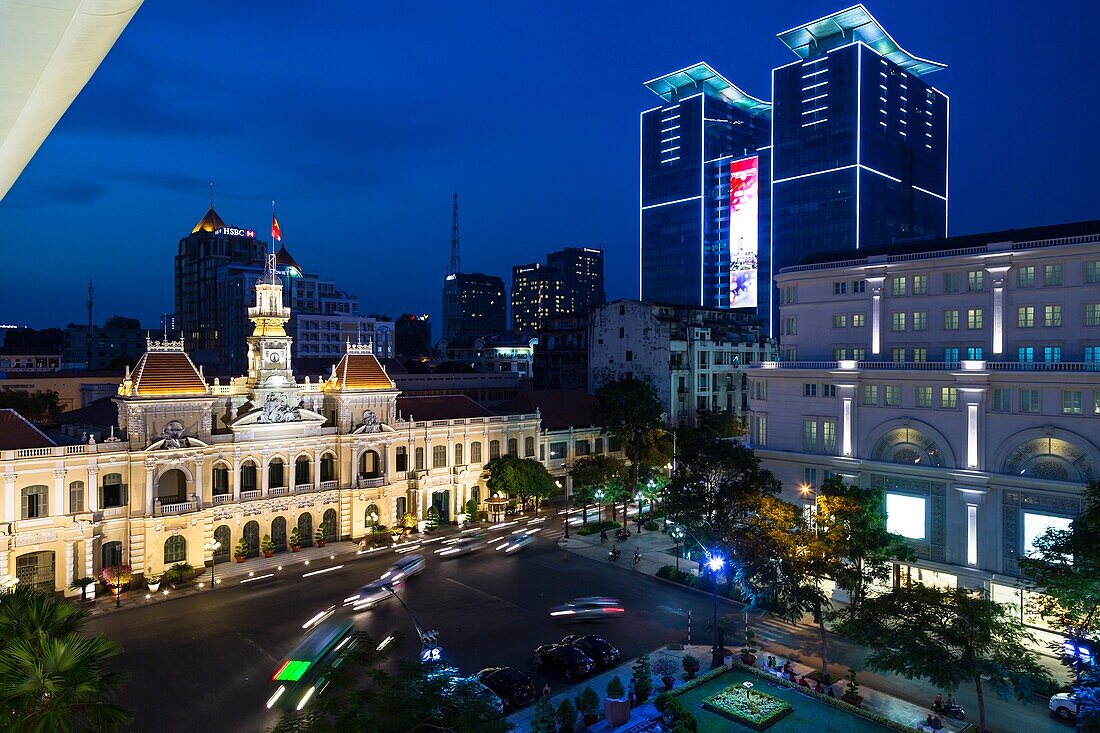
214, 227, 256, 238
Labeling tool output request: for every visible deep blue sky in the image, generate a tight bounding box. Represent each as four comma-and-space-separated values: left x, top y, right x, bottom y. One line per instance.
2, 1, 1098, 334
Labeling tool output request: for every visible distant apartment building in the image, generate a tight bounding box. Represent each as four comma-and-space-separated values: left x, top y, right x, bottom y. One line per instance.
441, 272, 507, 342
589, 299, 771, 426
534, 312, 589, 391
747, 221, 1100, 641
63, 316, 147, 370
444, 334, 537, 380
511, 262, 564, 335
547, 247, 605, 315
395, 314, 433, 360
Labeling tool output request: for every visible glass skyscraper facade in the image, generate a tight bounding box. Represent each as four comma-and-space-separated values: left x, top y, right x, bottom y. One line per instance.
640, 63, 771, 316
771, 6, 948, 331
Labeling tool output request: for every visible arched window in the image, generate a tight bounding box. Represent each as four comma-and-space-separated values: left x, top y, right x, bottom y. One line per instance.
213, 526, 231, 562
454, 443, 464, 466
240, 462, 258, 491
294, 457, 310, 486
395, 446, 408, 473
212, 465, 230, 495
470, 441, 482, 464
69, 481, 85, 514
102, 540, 123, 569
322, 509, 338, 541
507, 438, 518, 457
21, 485, 48, 520
525, 436, 535, 458
164, 535, 187, 564
489, 440, 501, 460
415, 447, 425, 471
433, 445, 447, 468
101, 472, 125, 509
320, 454, 335, 482
268, 459, 285, 488
271, 516, 287, 551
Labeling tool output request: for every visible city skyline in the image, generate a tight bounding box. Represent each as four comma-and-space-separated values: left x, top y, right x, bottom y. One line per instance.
1, 1, 1098, 331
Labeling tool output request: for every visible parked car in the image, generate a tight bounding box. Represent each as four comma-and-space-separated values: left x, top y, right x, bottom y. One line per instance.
532, 643, 594, 680
381, 554, 425, 582
1049, 692, 1078, 720
439, 535, 485, 557
477, 667, 537, 709
495, 531, 535, 553
549, 598, 626, 621
347, 579, 398, 611
561, 635, 621, 669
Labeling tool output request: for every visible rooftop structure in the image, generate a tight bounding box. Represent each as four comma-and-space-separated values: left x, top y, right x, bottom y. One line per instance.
644, 62, 772, 114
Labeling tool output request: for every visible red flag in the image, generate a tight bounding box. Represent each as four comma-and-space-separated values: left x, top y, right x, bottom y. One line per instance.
271, 216, 282, 242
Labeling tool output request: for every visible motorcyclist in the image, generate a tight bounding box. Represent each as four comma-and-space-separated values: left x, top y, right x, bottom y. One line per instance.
608, 544, 621, 560
600, 529, 608, 543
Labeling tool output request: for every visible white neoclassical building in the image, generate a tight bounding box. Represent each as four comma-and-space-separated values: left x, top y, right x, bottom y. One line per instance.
747, 221, 1100, 638
0, 257, 567, 596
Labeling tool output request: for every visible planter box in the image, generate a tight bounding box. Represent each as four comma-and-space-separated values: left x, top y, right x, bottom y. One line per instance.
702, 685, 793, 731
603, 698, 630, 727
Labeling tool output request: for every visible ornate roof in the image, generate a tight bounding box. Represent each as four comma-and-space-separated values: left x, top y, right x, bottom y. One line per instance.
192, 207, 226, 234
326, 344, 396, 392
121, 339, 208, 397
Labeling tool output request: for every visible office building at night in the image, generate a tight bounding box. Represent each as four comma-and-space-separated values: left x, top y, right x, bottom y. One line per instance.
511, 262, 564, 335
770, 5, 948, 332
640, 63, 772, 316
441, 272, 507, 342
395, 314, 433, 360
547, 247, 605, 315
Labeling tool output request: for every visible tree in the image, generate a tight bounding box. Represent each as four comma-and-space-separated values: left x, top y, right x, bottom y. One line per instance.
486, 456, 556, 513
591, 377, 671, 510
0, 589, 132, 732
0, 389, 63, 424
555, 697, 577, 733
839, 585, 1055, 733
570, 455, 628, 525
675, 410, 746, 455
529, 697, 556, 733
463, 498, 479, 521
606, 675, 625, 700
574, 686, 599, 721
631, 652, 653, 702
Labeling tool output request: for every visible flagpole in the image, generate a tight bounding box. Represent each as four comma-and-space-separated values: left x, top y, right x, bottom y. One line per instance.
270, 199, 277, 285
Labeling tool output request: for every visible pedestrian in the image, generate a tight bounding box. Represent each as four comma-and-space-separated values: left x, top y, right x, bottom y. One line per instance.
813, 681, 824, 694
930, 715, 943, 731
542, 682, 551, 699
767, 655, 776, 670
827, 686, 835, 698
798, 675, 810, 688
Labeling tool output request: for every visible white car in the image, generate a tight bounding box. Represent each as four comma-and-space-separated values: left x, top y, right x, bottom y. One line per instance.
381, 553, 425, 582
347, 579, 398, 611
495, 532, 535, 553
439, 536, 485, 557
1049, 692, 1078, 720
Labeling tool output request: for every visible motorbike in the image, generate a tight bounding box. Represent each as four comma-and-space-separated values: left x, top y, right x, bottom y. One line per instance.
932, 699, 965, 721
600, 530, 608, 543
608, 547, 622, 562
632, 551, 641, 567
615, 528, 630, 542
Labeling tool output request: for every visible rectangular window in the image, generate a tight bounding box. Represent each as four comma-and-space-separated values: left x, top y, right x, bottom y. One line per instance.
785, 316, 797, 336
912, 275, 928, 295
992, 388, 1010, 412
852, 280, 866, 293
1087, 346, 1099, 364
944, 310, 959, 330
1095, 392, 1100, 416
891, 348, 906, 363
803, 383, 818, 397
21, 486, 47, 520
891, 312, 906, 332
912, 311, 927, 331
967, 347, 984, 360
1017, 266, 1035, 288
784, 285, 798, 303
944, 347, 960, 362
941, 387, 958, 409
548, 442, 567, 460
823, 384, 837, 398
967, 270, 984, 292
884, 385, 901, 406
1018, 346, 1035, 363
832, 314, 848, 328
822, 420, 837, 453
754, 415, 767, 446
1086, 262, 1100, 284
967, 308, 984, 329
851, 313, 866, 327
1044, 305, 1062, 327
1017, 306, 1034, 328
832, 347, 847, 360
802, 420, 818, 452
1062, 391, 1083, 415
912, 348, 927, 362
69, 483, 84, 514
1021, 389, 1040, 413
944, 272, 959, 293
916, 386, 933, 408
804, 467, 818, 487
1044, 264, 1063, 286
833, 281, 847, 295
862, 385, 878, 405
891, 276, 906, 296
886, 493, 927, 539
852, 348, 866, 360
1045, 346, 1062, 363
1086, 304, 1100, 327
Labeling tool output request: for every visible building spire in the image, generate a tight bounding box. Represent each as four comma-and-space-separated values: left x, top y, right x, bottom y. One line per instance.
449, 191, 461, 275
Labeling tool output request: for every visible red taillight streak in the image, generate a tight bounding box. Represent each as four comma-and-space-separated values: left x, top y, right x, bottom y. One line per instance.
272, 660, 291, 681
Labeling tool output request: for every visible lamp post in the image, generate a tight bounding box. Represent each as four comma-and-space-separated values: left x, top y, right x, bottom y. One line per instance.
368, 510, 379, 545
558, 480, 570, 539
707, 552, 725, 669
384, 582, 442, 664
670, 525, 686, 572
594, 488, 606, 525
204, 539, 221, 589
634, 491, 644, 532
0, 575, 18, 594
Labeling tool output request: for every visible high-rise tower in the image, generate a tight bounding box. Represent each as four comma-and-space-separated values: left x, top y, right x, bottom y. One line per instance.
449, 192, 461, 275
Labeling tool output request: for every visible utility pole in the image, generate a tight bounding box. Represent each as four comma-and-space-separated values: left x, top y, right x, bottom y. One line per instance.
86, 277, 94, 368
448, 192, 461, 276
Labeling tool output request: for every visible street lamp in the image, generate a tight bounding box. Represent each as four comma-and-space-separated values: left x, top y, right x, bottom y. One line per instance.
706, 552, 726, 669
594, 488, 606, 525
634, 492, 644, 532
204, 539, 221, 589
557, 480, 570, 539
368, 510, 379, 545
0, 575, 18, 594
669, 525, 685, 572
383, 582, 442, 665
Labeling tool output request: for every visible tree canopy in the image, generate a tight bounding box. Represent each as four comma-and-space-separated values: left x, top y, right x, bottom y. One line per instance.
0, 389, 63, 424
486, 455, 557, 510
591, 377, 670, 491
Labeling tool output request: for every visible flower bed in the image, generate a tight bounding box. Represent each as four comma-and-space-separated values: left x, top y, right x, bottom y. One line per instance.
702, 685, 792, 731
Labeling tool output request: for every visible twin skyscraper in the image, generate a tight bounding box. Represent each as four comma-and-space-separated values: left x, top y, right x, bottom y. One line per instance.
640, 5, 948, 336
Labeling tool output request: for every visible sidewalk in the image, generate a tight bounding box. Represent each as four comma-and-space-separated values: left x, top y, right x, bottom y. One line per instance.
559, 516, 697, 579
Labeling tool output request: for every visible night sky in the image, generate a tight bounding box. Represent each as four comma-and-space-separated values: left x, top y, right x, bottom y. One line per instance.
2, 1, 1098, 336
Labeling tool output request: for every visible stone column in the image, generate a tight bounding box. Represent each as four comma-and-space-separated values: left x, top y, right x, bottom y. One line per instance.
987, 265, 1010, 357
87, 467, 99, 513
3, 473, 15, 523
260, 453, 270, 497
232, 458, 242, 500
868, 276, 885, 356
145, 465, 155, 516
313, 451, 321, 491
192, 459, 204, 508
53, 468, 66, 517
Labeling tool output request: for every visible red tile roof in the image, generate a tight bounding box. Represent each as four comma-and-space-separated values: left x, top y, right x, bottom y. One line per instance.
129, 351, 208, 396
396, 395, 492, 422
494, 389, 596, 431
328, 352, 396, 391
0, 409, 55, 450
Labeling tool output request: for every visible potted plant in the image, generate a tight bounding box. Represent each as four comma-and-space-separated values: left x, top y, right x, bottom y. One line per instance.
425, 506, 440, 532
290, 527, 302, 552
841, 667, 863, 707
653, 657, 678, 691
234, 538, 248, 562
603, 675, 629, 726
165, 562, 194, 585
631, 653, 654, 705
100, 564, 132, 594
682, 653, 700, 680
740, 628, 758, 665
145, 572, 162, 593
463, 498, 479, 525
69, 576, 96, 601
314, 523, 327, 548
261, 534, 275, 558
575, 686, 600, 727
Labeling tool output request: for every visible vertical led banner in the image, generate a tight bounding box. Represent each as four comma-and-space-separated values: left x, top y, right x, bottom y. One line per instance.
728, 155, 759, 308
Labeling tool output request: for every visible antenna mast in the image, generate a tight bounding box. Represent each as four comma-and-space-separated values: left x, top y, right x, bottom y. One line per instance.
448, 192, 461, 275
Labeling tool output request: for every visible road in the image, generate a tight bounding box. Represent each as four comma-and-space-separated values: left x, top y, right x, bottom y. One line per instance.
87, 527, 1070, 733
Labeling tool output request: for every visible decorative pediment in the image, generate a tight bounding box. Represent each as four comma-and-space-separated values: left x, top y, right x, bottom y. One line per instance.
147, 421, 209, 451
227, 393, 326, 431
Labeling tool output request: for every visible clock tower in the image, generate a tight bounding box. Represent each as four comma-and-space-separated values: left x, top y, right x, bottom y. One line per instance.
246, 253, 295, 388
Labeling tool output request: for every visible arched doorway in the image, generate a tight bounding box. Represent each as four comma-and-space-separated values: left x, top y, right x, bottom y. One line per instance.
297, 513, 314, 548
240, 461, 258, 492
294, 457, 310, 488
213, 525, 231, 563
359, 450, 381, 478
432, 491, 451, 524
322, 508, 338, 542
268, 458, 286, 489
101, 540, 123, 569
156, 469, 188, 504
272, 516, 287, 552
243, 520, 260, 558
16, 551, 55, 592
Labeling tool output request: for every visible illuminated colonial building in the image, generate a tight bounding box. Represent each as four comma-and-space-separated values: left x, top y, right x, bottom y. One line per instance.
0, 256, 567, 596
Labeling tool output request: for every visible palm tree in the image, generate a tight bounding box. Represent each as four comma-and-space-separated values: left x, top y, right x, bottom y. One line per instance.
0, 587, 91, 639
705, 616, 738, 650
0, 632, 132, 733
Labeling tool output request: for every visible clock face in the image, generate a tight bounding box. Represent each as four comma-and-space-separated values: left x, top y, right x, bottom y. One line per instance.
268, 351, 282, 363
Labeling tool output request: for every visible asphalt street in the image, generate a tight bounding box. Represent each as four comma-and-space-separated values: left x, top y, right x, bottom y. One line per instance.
87, 525, 1070, 733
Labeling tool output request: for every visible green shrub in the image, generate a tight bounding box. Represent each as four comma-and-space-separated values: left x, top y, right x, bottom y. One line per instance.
426, 506, 440, 530
556, 697, 577, 733
289, 527, 302, 547
606, 675, 625, 700
654, 691, 670, 712
631, 652, 653, 702
234, 538, 249, 559
260, 534, 275, 554
644, 520, 660, 531
575, 686, 599, 718
464, 498, 479, 518
576, 520, 619, 536
165, 562, 194, 582
682, 653, 700, 679
314, 523, 327, 543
